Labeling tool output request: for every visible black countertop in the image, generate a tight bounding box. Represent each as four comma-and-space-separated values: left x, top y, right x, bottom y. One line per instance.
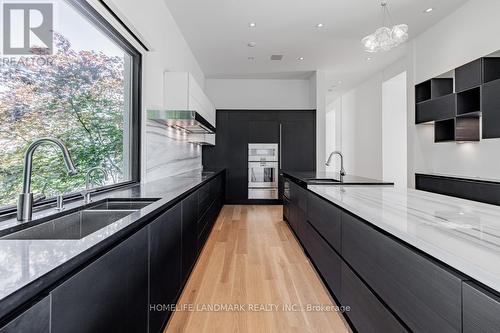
0, 168, 224, 321
282, 170, 394, 187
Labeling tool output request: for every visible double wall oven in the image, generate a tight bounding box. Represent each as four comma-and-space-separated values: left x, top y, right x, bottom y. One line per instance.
248, 143, 279, 199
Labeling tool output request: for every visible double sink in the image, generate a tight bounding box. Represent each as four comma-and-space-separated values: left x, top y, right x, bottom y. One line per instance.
2, 199, 157, 240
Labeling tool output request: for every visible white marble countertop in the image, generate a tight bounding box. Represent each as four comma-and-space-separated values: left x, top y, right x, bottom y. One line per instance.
308, 185, 500, 292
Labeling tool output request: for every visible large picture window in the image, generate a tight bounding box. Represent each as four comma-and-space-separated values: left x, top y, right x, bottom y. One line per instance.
0, 0, 141, 210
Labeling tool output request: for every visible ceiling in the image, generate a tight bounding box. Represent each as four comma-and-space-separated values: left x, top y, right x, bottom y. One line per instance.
164, 0, 469, 91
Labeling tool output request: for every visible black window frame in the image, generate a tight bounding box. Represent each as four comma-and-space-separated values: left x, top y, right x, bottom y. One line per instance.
0, 0, 142, 216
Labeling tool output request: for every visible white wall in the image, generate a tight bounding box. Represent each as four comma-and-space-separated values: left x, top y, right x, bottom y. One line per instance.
411, 0, 500, 181
315, 71, 327, 171
205, 78, 314, 110
330, 58, 409, 181
339, 74, 383, 180
382, 71, 408, 187
107, 0, 206, 181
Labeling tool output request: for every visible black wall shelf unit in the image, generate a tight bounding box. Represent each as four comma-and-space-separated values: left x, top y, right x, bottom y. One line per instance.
415, 78, 453, 103
456, 87, 481, 116
416, 56, 500, 141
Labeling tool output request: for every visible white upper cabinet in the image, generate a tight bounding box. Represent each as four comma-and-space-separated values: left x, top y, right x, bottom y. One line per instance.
163, 72, 216, 127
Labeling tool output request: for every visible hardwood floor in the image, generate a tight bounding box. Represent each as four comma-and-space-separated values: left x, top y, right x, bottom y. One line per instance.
166, 205, 351, 333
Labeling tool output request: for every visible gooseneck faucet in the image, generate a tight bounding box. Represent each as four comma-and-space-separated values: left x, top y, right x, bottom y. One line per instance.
17, 138, 78, 221
83, 167, 108, 204
326, 151, 346, 176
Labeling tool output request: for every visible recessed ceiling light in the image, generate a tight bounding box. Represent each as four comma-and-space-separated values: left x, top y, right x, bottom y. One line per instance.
367, 57, 372, 61
423, 7, 434, 13
248, 22, 257, 28
247, 42, 257, 47
316, 23, 324, 28
298, 57, 304, 60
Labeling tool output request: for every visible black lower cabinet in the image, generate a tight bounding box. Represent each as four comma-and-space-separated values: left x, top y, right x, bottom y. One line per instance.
51, 228, 149, 333
302, 221, 341, 297
463, 282, 500, 333
342, 212, 463, 333
181, 191, 198, 283
149, 204, 182, 332
0, 296, 50, 333
0, 174, 225, 333
341, 262, 407, 333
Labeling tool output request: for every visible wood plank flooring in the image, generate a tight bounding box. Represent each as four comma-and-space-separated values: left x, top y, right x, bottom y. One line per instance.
166, 205, 351, 333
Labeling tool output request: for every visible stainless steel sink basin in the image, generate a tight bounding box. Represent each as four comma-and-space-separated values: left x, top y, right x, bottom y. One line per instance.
2, 209, 137, 240
306, 178, 341, 184
87, 199, 157, 211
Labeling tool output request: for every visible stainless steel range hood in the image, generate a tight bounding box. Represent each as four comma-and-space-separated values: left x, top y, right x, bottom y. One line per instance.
147, 110, 216, 134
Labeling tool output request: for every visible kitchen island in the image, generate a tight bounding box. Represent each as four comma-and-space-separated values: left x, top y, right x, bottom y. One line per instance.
283, 171, 500, 333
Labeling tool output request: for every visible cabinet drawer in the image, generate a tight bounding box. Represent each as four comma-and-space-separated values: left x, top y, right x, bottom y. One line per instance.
341, 262, 407, 333
283, 197, 290, 221
303, 221, 341, 296
342, 212, 463, 333
307, 193, 341, 252
463, 282, 500, 333
198, 180, 213, 216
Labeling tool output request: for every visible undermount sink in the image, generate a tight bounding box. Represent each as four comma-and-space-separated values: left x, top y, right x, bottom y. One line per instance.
2, 199, 158, 240
2, 210, 137, 240
87, 199, 157, 211
306, 178, 341, 184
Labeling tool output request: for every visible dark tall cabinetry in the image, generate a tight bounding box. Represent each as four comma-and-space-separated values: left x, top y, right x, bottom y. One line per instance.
203, 110, 316, 203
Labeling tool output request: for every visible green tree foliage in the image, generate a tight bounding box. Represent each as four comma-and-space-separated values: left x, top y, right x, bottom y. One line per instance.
0, 33, 127, 207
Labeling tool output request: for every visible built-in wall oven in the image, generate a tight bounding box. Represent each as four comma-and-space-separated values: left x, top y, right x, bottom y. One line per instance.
248, 143, 279, 199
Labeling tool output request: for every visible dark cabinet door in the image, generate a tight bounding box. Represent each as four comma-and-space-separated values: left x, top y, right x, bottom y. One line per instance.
455, 59, 482, 93
341, 262, 407, 333
51, 228, 149, 333
342, 212, 463, 333
0, 296, 50, 333
280, 116, 316, 172
248, 120, 280, 143
182, 190, 198, 283
482, 79, 500, 139
226, 112, 249, 202
279, 111, 316, 199
288, 182, 302, 236
463, 282, 500, 333
149, 204, 182, 332
294, 183, 308, 243
307, 192, 342, 252
302, 221, 342, 297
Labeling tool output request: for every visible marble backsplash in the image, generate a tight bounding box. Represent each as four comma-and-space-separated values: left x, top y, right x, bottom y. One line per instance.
145, 120, 202, 182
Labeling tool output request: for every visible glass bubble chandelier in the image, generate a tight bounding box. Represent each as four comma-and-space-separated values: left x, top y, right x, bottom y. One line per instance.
361, 1, 409, 53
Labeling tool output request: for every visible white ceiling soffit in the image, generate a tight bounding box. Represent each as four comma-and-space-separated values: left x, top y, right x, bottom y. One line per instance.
164, 0, 469, 82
